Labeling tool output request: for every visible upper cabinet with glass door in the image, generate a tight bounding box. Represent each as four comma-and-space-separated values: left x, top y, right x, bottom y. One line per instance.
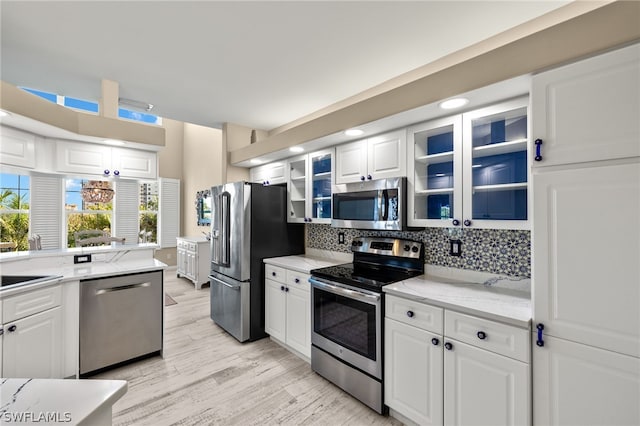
408, 97, 529, 230
463, 98, 529, 230
287, 148, 334, 224
407, 115, 462, 228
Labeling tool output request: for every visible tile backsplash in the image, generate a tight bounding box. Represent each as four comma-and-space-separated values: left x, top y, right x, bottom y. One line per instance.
307, 224, 531, 277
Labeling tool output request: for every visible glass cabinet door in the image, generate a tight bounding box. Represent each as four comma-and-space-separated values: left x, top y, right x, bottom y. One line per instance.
462, 97, 529, 229
408, 115, 463, 227
309, 149, 333, 223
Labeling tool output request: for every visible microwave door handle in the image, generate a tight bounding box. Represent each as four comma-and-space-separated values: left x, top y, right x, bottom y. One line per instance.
381, 189, 389, 221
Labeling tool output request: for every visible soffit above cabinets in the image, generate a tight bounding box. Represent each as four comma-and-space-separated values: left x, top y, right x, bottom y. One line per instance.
234, 75, 531, 168
0, 81, 165, 151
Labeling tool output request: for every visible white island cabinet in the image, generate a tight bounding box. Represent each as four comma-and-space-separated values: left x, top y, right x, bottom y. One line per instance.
531, 42, 640, 426
2, 284, 63, 379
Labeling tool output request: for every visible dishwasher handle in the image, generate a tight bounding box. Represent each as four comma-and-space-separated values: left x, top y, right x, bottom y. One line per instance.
95, 282, 151, 295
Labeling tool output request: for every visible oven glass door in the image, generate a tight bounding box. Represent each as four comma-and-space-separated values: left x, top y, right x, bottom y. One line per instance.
310, 278, 382, 378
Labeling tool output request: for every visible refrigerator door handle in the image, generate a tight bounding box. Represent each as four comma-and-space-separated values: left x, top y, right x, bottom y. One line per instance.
220, 191, 231, 266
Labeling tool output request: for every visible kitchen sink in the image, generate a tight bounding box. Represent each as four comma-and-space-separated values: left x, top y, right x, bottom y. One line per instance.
0, 275, 62, 288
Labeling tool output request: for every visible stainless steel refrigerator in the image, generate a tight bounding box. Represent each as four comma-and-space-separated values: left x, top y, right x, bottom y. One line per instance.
209, 181, 305, 342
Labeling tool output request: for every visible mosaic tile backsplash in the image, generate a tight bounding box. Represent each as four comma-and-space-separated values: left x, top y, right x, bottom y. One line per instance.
307, 224, 531, 277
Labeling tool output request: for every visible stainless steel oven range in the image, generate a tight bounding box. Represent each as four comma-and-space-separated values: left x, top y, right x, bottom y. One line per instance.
309, 236, 424, 414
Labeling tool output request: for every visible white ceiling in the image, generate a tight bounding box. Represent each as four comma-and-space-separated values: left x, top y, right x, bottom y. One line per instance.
1, 1, 569, 132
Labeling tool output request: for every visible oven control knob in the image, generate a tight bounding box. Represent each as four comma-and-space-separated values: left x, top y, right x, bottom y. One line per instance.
404, 245, 410, 251
411, 246, 419, 253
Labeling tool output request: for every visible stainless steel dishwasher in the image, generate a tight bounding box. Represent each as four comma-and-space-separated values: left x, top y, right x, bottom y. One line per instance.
80, 270, 163, 376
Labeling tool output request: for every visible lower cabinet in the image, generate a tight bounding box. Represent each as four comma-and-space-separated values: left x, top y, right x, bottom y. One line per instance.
2, 285, 64, 378
385, 294, 530, 426
264, 264, 311, 359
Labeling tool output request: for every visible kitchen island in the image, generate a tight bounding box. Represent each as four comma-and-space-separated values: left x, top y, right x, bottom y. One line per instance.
1, 378, 127, 425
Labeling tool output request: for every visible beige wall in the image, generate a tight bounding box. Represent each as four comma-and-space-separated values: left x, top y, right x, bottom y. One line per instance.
182, 122, 224, 237
222, 122, 259, 183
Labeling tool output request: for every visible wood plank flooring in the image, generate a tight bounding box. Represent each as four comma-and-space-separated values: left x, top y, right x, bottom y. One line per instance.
94, 270, 402, 425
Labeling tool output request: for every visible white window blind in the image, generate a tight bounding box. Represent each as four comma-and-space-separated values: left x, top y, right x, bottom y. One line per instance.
114, 179, 140, 244
30, 175, 62, 249
158, 178, 180, 248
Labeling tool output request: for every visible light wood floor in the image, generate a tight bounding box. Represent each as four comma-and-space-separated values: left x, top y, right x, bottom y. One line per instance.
95, 270, 402, 426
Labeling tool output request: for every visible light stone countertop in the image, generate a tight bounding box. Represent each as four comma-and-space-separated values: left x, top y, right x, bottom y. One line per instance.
263, 255, 346, 274
0, 258, 166, 298
384, 275, 531, 328
0, 378, 127, 425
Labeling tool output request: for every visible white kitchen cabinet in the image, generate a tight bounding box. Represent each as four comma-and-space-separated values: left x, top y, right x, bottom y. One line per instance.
287, 148, 334, 224
55, 139, 157, 179
385, 294, 530, 426
532, 334, 640, 426
408, 97, 529, 230
335, 129, 406, 184
176, 237, 211, 290
2, 285, 64, 379
3, 307, 63, 379
0, 125, 36, 168
444, 338, 530, 426
531, 43, 640, 426
250, 161, 286, 186
385, 317, 444, 425
264, 264, 311, 359
531, 43, 640, 167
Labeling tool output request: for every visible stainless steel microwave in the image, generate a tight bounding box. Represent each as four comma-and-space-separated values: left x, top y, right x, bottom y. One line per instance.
332, 177, 406, 230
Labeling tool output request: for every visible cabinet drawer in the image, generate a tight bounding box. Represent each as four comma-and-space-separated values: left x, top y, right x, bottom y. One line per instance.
265, 264, 286, 283
187, 242, 197, 252
445, 310, 529, 362
286, 270, 310, 291
3, 285, 62, 323
386, 294, 443, 334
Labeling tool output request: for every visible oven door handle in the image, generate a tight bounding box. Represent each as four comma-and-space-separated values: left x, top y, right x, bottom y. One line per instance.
309, 277, 380, 304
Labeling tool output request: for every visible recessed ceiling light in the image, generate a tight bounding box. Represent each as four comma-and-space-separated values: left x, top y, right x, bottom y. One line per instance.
439, 98, 469, 110
0, 110, 10, 117
345, 128, 364, 137
250, 159, 263, 165
289, 146, 304, 153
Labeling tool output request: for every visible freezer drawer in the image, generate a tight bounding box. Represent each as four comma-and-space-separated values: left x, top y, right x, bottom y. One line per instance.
209, 272, 250, 342
80, 270, 163, 376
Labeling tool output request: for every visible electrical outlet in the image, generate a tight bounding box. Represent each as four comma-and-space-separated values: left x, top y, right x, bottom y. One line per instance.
338, 232, 345, 244
450, 240, 462, 256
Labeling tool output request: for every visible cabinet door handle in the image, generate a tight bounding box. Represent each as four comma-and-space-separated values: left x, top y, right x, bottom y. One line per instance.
280, 285, 285, 291
444, 342, 453, 351
113, 170, 120, 176
103, 169, 110, 176
367, 175, 372, 180
295, 278, 300, 283
8, 325, 17, 333
477, 331, 487, 340
0, 328, 4, 336
431, 337, 440, 346
285, 287, 289, 292
272, 272, 276, 277
463, 219, 472, 227
360, 176, 365, 181
534, 139, 543, 161
536, 323, 545, 347
452, 219, 460, 226
406, 310, 414, 318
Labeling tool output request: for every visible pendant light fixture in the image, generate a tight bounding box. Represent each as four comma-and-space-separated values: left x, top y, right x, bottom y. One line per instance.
81, 180, 114, 203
